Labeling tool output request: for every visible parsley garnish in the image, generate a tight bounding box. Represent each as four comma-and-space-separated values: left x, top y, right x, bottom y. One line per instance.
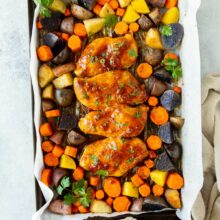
106, 94, 111, 105
121, 137, 126, 143
111, 145, 117, 150
84, 92, 89, 99
90, 155, 99, 166
96, 170, 109, 176
130, 147, 134, 154
134, 111, 141, 118
115, 121, 128, 128
128, 48, 137, 58
100, 58, 106, 64
57, 176, 71, 195
119, 83, 125, 89
161, 25, 173, 36
34, 0, 53, 17
105, 14, 118, 27
94, 99, 99, 106
127, 157, 135, 164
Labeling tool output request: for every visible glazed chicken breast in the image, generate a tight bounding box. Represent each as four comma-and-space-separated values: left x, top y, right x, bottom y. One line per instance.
79, 137, 148, 176
74, 70, 148, 110
74, 34, 138, 77
78, 105, 149, 137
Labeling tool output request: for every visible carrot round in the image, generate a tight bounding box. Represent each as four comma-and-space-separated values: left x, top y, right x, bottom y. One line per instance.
73, 167, 84, 181
103, 177, 121, 197
137, 166, 150, 179
138, 183, 151, 197
68, 35, 82, 52
147, 135, 162, 150
149, 150, 157, 159
144, 159, 155, 169
173, 86, 182, 94
166, 173, 184, 189
78, 205, 89, 213
37, 45, 53, 62
164, 52, 178, 61
52, 145, 64, 158
42, 140, 54, 153
106, 197, 114, 206
165, 0, 178, 8
96, 189, 105, 200
136, 63, 153, 79
129, 22, 139, 32
148, 96, 158, 107
45, 109, 61, 118
116, 8, 125, 17
37, 21, 43, 29
40, 123, 53, 136
131, 174, 144, 187
152, 184, 164, 196
44, 153, 59, 167
41, 168, 52, 186
64, 146, 78, 158
93, 4, 102, 16
114, 21, 128, 35
109, 0, 119, 9
113, 196, 131, 212
74, 23, 87, 37
90, 176, 100, 186
150, 106, 169, 125
61, 33, 70, 41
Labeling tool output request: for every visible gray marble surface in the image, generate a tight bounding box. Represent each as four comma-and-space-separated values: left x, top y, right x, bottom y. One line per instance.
0, 0, 219, 220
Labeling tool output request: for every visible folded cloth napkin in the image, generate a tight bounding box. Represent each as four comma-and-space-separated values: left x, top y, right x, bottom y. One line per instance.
192, 73, 220, 220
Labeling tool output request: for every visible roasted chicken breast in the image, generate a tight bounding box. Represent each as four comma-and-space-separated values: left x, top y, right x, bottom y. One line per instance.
74, 70, 148, 110
78, 105, 149, 137
74, 34, 138, 77
79, 137, 148, 176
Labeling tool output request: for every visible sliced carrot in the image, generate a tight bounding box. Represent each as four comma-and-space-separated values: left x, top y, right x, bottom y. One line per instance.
74, 23, 87, 37
93, 4, 102, 15
44, 152, 59, 167
137, 166, 150, 179
144, 159, 155, 169
45, 109, 61, 118
166, 173, 184, 189
165, 0, 178, 8
96, 189, 105, 200
37, 45, 53, 62
113, 196, 131, 212
149, 150, 157, 159
42, 140, 54, 153
109, 0, 119, 9
37, 21, 43, 29
40, 123, 53, 136
114, 21, 128, 35
41, 168, 52, 186
78, 205, 89, 213
138, 183, 151, 197
116, 8, 125, 17
173, 86, 182, 94
52, 145, 64, 158
64, 146, 78, 158
129, 22, 139, 32
73, 167, 84, 181
89, 175, 100, 186
97, 0, 110, 6
65, 8, 71, 16
147, 135, 162, 150
152, 184, 164, 196
131, 174, 144, 187
103, 177, 121, 197
106, 197, 114, 206
164, 52, 178, 61
61, 33, 70, 41
72, 205, 78, 213
68, 35, 82, 52
150, 106, 169, 125
136, 63, 153, 79
148, 96, 159, 107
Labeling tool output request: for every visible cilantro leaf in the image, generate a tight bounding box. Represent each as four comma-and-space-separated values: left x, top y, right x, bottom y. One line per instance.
96, 170, 109, 176
80, 194, 91, 207
105, 15, 118, 27
34, 0, 54, 17
128, 48, 137, 58
64, 193, 78, 205
172, 65, 182, 80
161, 25, 173, 36
57, 176, 71, 195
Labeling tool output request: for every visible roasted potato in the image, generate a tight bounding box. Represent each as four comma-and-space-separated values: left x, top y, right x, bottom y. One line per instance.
38, 64, 55, 88
165, 189, 182, 209
123, 5, 140, 23
122, 182, 139, 198
53, 73, 73, 89
90, 200, 112, 213
60, 155, 76, 169
143, 46, 163, 66
138, 15, 153, 31
99, 3, 115, 18
145, 28, 164, 50
83, 18, 105, 35
150, 170, 168, 186
42, 84, 54, 100
52, 62, 75, 77
60, 17, 74, 35
49, 0, 66, 14
71, 4, 94, 20
67, 130, 87, 145
48, 199, 72, 215
52, 47, 70, 65
55, 89, 74, 107
131, 0, 150, 14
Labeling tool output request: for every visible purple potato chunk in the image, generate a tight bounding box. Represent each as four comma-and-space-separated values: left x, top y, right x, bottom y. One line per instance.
40, 12, 62, 31
143, 46, 163, 66
143, 196, 169, 211
148, 8, 162, 25
42, 100, 56, 112
155, 151, 176, 171
146, 0, 166, 7
164, 142, 182, 162
161, 23, 184, 50
154, 68, 172, 83
78, 0, 97, 10
60, 17, 74, 35
138, 14, 154, 31
43, 33, 59, 48
160, 90, 181, 111
55, 89, 74, 107
52, 38, 66, 57
68, 130, 87, 145
158, 122, 175, 144
52, 47, 70, 65
130, 198, 144, 212
50, 131, 65, 145
145, 77, 167, 96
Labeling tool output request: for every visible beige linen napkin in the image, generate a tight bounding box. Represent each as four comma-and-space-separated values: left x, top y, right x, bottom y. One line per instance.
192, 73, 220, 220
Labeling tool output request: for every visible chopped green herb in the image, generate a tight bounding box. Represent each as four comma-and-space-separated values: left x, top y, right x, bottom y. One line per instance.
34, 0, 53, 17
130, 147, 134, 154
90, 155, 99, 166
114, 42, 125, 48
119, 83, 125, 89
94, 99, 99, 106
104, 14, 118, 27
115, 121, 128, 128
84, 92, 89, 99
56, 176, 71, 195
127, 157, 135, 164
64, 194, 78, 205
121, 137, 126, 143
128, 48, 137, 58
172, 65, 182, 80
101, 52, 107, 57
134, 111, 141, 118
106, 94, 111, 105
96, 170, 109, 176
104, 154, 111, 160
111, 145, 117, 150
161, 25, 173, 36
90, 56, 99, 64
100, 58, 106, 64
133, 101, 139, 105
114, 162, 119, 167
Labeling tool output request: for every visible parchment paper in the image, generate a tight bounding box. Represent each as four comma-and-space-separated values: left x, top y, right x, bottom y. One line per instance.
31, 1, 203, 219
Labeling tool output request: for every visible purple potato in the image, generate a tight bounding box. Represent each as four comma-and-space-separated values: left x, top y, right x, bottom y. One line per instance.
155, 151, 176, 171
160, 90, 181, 111
60, 17, 74, 35
68, 130, 87, 145
40, 12, 62, 31
158, 122, 175, 144
78, 0, 97, 10
43, 33, 59, 48
52, 47, 70, 65
153, 68, 172, 83
50, 131, 65, 145
138, 15, 154, 31
164, 142, 182, 162
146, 0, 166, 7
143, 196, 169, 211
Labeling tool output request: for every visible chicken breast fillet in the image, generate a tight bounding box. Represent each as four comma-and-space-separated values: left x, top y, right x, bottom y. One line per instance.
78, 105, 149, 137
74, 70, 148, 110
79, 137, 148, 176
74, 34, 138, 77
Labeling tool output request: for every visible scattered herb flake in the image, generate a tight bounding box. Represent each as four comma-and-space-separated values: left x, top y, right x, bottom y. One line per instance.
104, 14, 118, 27
127, 157, 135, 164
115, 121, 128, 128
128, 48, 137, 58
130, 147, 134, 154
134, 111, 141, 118
161, 25, 173, 36
84, 92, 89, 99
100, 58, 106, 64
96, 170, 109, 176
94, 99, 99, 106
119, 82, 125, 89
64, 194, 78, 205
90, 155, 99, 166
111, 145, 117, 150
104, 154, 111, 160
121, 137, 126, 143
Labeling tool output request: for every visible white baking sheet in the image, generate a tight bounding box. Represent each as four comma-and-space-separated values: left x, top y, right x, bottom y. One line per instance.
31, 1, 203, 219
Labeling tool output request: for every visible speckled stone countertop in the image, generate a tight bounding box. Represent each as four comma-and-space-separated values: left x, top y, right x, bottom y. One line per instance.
0, 0, 219, 220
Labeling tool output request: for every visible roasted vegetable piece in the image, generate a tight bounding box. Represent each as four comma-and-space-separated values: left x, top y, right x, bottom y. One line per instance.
130, 198, 144, 212
138, 15, 153, 31
78, 105, 148, 137
78, 0, 97, 10
52, 62, 75, 77
71, 4, 94, 20
51, 38, 66, 57
143, 196, 169, 211
52, 47, 70, 65
90, 200, 112, 213
131, 0, 150, 14
74, 70, 147, 110
113, 196, 131, 212
58, 108, 77, 130
161, 7, 179, 24
75, 34, 138, 77
148, 8, 162, 25
83, 18, 105, 35
67, 130, 87, 145
103, 177, 122, 197
55, 89, 74, 107
43, 33, 59, 48
164, 142, 182, 162
52, 168, 69, 187
40, 12, 62, 31
143, 46, 163, 66
145, 77, 167, 97
146, 28, 163, 50
79, 137, 148, 176
170, 116, 185, 129
122, 182, 139, 198
146, 0, 165, 7
42, 84, 54, 100
48, 200, 72, 215
38, 64, 55, 88
53, 73, 73, 89
160, 90, 181, 111
123, 5, 140, 23
161, 23, 184, 50
49, 0, 66, 14
166, 172, 184, 189
153, 68, 172, 83
150, 170, 168, 186
155, 151, 176, 171
60, 154, 76, 169
165, 189, 182, 209
42, 100, 56, 112
60, 17, 74, 34
99, 3, 115, 18
118, 0, 131, 8
49, 131, 65, 145
158, 122, 175, 144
